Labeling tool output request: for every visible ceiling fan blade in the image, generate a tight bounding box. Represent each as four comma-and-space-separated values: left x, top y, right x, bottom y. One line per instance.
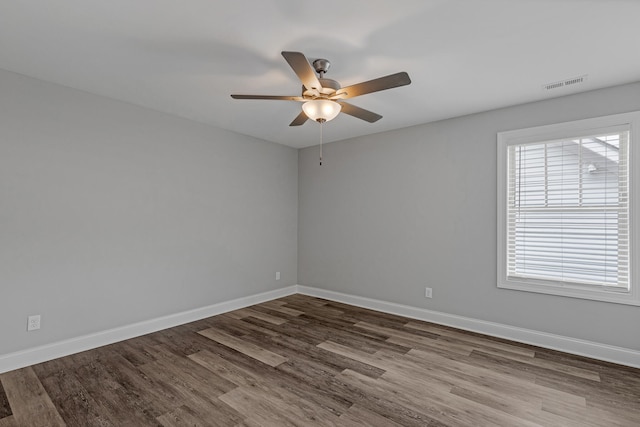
231, 94, 304, 101
339, 102, 383, 123
336, 72, 411, 99
281, 51, 322, 91
289, 111, 308, 126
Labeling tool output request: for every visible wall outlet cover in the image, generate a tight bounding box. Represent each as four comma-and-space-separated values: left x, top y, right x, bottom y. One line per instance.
28, 315, 41, 331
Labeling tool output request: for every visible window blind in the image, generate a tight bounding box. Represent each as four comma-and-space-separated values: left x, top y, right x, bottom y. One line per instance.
506, 130, 630, 290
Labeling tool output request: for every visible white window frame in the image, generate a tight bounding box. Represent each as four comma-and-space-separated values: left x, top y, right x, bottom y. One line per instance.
497, 111, 640, 306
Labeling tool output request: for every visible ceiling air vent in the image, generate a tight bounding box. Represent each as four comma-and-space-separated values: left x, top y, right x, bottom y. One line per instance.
543, 75, 587, 91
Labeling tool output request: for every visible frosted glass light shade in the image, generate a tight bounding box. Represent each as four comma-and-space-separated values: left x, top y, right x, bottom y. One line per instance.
302, 100, 341, 123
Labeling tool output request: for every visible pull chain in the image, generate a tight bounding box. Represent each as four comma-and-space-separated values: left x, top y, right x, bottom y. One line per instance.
319, 121, 323, 166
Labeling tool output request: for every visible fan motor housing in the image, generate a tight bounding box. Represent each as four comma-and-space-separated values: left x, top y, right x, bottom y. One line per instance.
302, 78, 340, 98
319, 78, 340, 92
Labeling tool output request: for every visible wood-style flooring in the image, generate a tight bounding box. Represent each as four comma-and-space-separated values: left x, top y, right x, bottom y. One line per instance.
1, 294, 639, 426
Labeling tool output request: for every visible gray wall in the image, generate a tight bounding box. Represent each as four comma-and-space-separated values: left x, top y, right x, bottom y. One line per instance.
0, 70, 298, 356
298, 82, 640, 351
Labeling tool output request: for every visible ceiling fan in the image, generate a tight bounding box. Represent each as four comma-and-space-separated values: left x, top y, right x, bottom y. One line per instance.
231, 51, 411, 126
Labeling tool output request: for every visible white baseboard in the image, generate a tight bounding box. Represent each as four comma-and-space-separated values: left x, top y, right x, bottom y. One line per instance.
0, 285, 297, 374
2, 284, 638, 374
296, 285, 640, 369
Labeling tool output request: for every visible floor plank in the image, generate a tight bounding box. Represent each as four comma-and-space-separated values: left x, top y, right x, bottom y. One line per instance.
0, 379, 11, 419
0, 415, 18, 427
338, 404, 404, 427
197, 327, 288, 367
0, 367, 66, 426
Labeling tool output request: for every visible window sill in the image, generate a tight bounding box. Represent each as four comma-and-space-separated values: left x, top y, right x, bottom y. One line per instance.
498, 278, 640, 306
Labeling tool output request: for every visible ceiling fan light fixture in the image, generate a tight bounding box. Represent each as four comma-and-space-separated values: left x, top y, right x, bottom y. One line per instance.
302, 100, 341, 123
231, 51, 412, 127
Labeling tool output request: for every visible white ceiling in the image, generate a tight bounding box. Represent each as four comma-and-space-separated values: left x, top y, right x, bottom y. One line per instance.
1, 0, 639, 148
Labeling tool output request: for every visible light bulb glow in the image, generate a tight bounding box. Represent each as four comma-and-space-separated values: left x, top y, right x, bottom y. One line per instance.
302, 100, 341, 123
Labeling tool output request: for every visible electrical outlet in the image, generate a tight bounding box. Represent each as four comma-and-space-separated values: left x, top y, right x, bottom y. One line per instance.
27, 315, 41, 331
276, 271, 281, 280
425, 287, 433, 299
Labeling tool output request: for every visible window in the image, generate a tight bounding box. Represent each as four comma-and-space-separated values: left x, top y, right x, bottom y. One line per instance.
497, 112, 640, 305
